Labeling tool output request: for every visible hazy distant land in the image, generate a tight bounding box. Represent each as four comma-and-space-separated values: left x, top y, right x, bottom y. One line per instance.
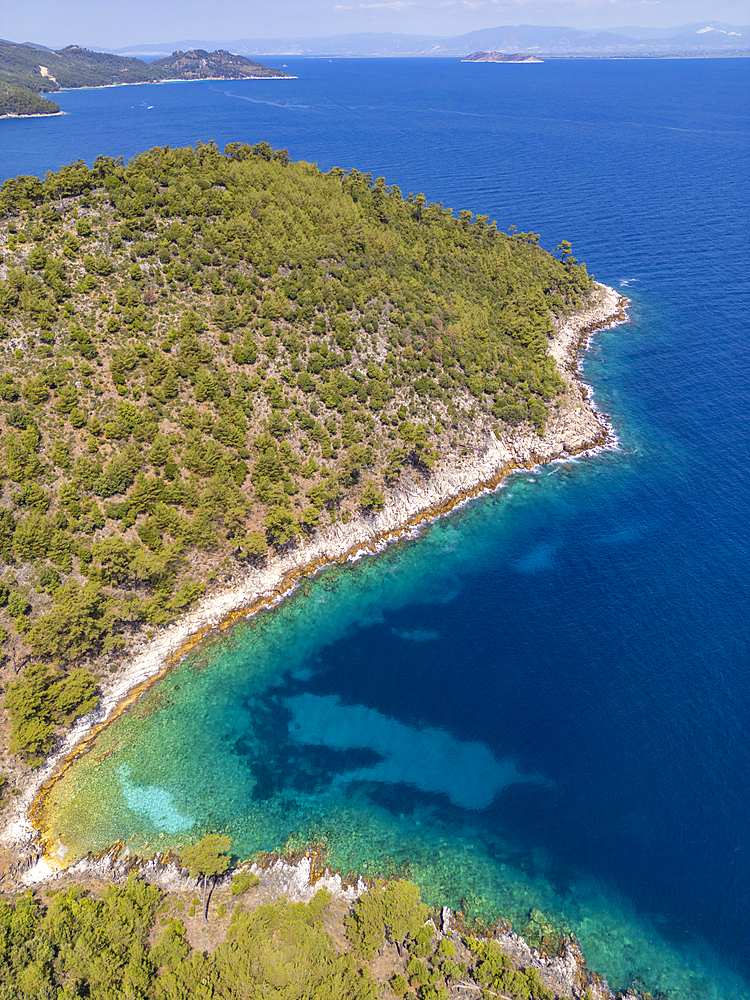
105, 21, 749, 59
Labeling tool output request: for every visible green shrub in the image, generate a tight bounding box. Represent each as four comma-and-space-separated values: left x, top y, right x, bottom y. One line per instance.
26, 582, 117, 661
4, 663, 99, 766
437, 938, 455, 957
170, 580, 205, 611
440, 959, 461, 980
420, 987, 448, 1000
230, 869, 260, 895
406, 956, 429, 986
215, 890, 377, 998
0, 775, 9, 809
346, 879, 429, 960
360, 479, 385, 512
412, 923, 435, 958
7, 591, 29, 618
390, 973, 408, 996
345, 883, 387, 960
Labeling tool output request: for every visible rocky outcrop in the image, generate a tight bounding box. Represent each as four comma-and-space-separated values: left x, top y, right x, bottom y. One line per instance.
462, 51, 545, 63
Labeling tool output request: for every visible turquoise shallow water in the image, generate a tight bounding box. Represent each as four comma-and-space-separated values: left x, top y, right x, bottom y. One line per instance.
43, 443, 749, 999
8, 57, 749, 998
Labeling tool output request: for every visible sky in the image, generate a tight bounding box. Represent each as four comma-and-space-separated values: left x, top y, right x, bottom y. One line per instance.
2, 0, 748, 49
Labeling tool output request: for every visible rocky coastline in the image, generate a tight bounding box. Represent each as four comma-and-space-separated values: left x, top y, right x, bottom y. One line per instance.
0, 110, 67, 120
11, 845, 625, 1000
0, 281, 627, 868
0, 283, 632, 996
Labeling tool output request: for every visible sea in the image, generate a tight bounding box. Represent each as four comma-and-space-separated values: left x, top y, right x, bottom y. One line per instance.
2, 57, 749, 999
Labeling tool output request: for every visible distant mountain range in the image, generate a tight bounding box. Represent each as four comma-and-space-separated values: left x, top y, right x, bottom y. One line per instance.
108, 22, 749, 58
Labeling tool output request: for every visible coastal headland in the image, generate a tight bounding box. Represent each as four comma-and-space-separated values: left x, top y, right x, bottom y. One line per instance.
3, 281, 627, 864
0, 143, 633, 998
2, 277, 626, 1000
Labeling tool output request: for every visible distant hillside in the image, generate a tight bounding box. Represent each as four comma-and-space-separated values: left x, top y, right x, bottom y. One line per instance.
148, 48, 292, 81
108, 21, 749, 58
0, 40, 292, 117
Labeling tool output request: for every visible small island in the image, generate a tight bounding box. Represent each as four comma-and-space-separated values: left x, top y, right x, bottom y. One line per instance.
0, 40, 293, 118
462, 52, 544, 63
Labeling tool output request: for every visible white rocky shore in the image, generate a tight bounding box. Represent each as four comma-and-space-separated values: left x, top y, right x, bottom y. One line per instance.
1, 282, 627, 879
22, 845, 620, 999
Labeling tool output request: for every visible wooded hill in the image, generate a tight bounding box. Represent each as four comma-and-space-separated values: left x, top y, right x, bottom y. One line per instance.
0, 40, 292, 117
0, 142, 592, 770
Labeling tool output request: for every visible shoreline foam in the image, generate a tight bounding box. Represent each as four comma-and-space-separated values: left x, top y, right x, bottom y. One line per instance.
0, 110, 66, 120
1, 282, 628, 868
54, 76, 298, 93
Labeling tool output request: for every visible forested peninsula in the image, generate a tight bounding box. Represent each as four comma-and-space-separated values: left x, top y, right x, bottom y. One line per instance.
0, 41, 292, 117
0, 142, 629, 998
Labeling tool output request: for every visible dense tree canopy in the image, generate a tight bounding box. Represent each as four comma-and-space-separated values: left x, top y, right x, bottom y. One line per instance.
0, 141, 593, 767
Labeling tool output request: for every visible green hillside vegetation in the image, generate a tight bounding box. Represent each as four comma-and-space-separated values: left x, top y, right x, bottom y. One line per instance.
0, 83, 61, 118
0, 40, 291, 117
0, 42, 159, 92
0, 141, 592, 766
149, 48, 293, 80
0, 873, 575, 999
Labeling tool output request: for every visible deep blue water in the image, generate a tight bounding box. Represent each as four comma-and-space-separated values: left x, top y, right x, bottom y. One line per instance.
5, 58, 750, 997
